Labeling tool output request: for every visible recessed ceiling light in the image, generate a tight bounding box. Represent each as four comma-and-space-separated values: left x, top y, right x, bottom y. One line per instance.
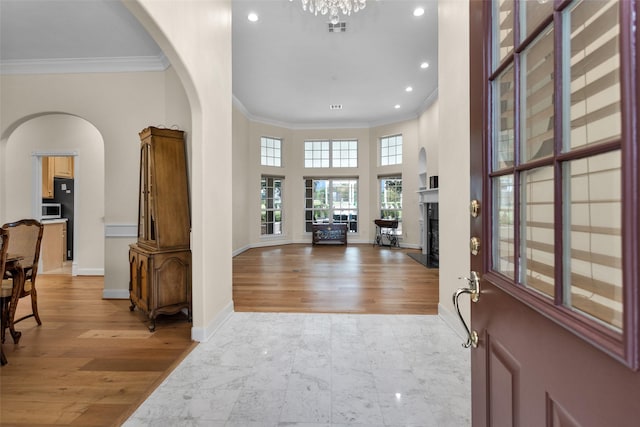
413, 7, 425, 17
248, 12, 259, 22
394, 104, 401, 109
420, 62, 429, 69
405, 86, 413, 92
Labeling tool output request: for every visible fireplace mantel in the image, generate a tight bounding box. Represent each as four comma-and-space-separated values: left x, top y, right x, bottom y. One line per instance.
417, 188, 439, 204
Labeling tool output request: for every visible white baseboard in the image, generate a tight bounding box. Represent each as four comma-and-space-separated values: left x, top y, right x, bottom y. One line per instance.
75, 267, 105, 276
103, 289, 130, 299
438, 302, 467, 343
104, 224, 137, 238
191, 300, 234, 342
232, 245, 252, 256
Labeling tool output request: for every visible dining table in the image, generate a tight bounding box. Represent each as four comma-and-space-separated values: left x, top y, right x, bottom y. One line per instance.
1, 254, 25, 366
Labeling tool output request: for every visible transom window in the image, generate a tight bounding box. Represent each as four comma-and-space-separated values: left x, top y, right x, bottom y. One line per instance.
488, 0, 632, 362
380, 134, 403, 166
261, 137, 282, 167
304, 140, 358, 168
261, 176, 283, 235
304, 178, 358, 233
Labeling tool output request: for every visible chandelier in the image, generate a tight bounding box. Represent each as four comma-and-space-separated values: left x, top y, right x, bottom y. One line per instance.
292, 0, 367, 24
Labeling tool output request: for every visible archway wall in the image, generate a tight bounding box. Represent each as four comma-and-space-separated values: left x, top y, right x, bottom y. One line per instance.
4, 114, 105, 274
128, 0, 233, 340
0, 67, 192, 285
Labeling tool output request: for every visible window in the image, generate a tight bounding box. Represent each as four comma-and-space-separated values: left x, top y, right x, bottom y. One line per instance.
261, 176, 283, 235
304, 178, 358, 232
380, 135, 403, 166
261, 137, 282, 167
332, 140, 358, 167
487, 0, 632, 362
380, 176, 403, 233
304, 139, 358, 168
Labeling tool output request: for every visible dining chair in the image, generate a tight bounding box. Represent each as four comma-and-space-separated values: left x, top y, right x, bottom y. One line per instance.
1, 219, 44, 344
0, 228, 10, 364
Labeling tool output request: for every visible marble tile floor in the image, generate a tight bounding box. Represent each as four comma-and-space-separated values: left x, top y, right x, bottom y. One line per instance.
124, 312, 470, 427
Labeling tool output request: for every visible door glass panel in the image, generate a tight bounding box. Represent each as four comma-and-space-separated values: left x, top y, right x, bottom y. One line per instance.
493, 65, 515, 170
563, 150, 622, 330
492, 175, 515, 278
521, 27, 555, 162
520, 166, 554, 298
520, 0, 554, 42
493, 0, 514, 67
564, 0, 620, 151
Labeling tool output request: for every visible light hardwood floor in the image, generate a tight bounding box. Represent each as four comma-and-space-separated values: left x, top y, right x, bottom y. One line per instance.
1, 244, 437, 426
234, 244, 438, 314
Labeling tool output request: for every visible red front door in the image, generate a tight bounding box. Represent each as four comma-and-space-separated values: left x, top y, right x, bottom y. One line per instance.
468, 0, 640, 425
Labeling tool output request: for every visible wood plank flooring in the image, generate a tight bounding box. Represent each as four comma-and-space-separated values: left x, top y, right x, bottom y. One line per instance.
233, 244, 439, 314
0, 275, 194, 427
1, 244, 437, 426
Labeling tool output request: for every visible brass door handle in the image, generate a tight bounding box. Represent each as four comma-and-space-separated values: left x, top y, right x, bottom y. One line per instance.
453, 271, 480, 348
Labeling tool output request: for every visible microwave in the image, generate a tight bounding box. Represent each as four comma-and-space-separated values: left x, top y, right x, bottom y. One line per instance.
42, 203, 62, 220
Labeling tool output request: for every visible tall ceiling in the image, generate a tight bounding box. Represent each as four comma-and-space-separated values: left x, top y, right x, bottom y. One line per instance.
0, 0, 438, 128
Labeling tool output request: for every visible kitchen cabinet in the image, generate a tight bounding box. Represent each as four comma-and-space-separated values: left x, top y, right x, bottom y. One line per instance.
129, 127, 191, 332
42, 156, 74, 199
41, 219, 67, 272
53, 156, 74, 178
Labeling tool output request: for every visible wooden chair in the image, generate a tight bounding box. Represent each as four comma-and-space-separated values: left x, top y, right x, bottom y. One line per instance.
0, 228, 10, 364
1, 219, 44, 344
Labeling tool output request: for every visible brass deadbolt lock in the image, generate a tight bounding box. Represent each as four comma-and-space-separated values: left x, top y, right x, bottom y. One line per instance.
470, 200, 481, 218
470, 237, 481, 256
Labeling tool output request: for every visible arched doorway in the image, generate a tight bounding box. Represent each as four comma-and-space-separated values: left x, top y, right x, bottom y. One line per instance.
3, 113, 105, 275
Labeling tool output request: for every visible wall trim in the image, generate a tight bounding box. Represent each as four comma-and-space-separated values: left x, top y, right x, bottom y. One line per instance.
76, 268, 105, 276
105, 224, 138, 237
0, 54, 170, 75
191, 301, 235, 342
103, 289, 130, 299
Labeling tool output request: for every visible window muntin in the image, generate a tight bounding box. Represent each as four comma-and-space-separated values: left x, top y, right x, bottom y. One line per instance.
261, 177, 283, 236
380, 135, 403, 166
304, 140, 358, 168
261, 137, 282, 167
304, 178, 358, 233
488, 0, 628, 355
380, 177, 402, 234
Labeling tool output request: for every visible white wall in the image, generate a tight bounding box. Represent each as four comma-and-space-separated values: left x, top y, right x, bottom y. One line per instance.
0, 70, 181, 286
128, 0, 233, 341
418, 98, 439, 181
232, 106, 252, 253
438, 0, 471, 333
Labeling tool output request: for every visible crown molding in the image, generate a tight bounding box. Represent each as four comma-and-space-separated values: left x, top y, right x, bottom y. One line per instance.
0, 53, 170, 75
232, 94, 434, 131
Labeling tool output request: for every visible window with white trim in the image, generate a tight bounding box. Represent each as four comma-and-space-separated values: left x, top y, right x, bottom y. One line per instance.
304, 139, 358, 168
380, 176, 403, 233
261, 176, 283, 235
380, 134, 403, 166
261, 137, 282, 167
304, 178, 358, 232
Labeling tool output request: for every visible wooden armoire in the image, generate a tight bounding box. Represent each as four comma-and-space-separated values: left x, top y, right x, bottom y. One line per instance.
129, 127, 191, 331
